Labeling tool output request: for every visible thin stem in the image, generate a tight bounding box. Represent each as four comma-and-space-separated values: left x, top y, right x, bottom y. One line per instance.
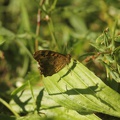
48, 0, 57, 12
0, 98, 20, 117
35, 0, 45, 51
28, 80, 36, 112
47, 18, 59, 50
35, 9, 41, 51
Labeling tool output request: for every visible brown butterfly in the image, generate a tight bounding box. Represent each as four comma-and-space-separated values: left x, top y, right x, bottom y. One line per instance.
33, 50, 71, 77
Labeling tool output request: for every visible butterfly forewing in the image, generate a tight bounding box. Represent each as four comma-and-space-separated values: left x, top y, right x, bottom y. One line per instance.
33, 50, 71, 77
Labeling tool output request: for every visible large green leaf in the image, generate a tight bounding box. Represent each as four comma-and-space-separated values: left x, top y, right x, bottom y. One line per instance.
43, 59, 120, 118
10, 87, 101, 120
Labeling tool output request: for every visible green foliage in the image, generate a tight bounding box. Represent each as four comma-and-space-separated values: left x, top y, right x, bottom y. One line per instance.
0, 0, 120, 120
10, 87, 101, 120
90, 24, 120, 90
44, 59, 120, 117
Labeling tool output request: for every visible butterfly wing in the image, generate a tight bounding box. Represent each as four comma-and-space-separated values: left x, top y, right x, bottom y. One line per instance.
33, 50, 71, 76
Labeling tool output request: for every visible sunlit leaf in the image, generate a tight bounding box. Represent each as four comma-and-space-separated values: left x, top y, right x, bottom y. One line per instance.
43, 59, 120, 118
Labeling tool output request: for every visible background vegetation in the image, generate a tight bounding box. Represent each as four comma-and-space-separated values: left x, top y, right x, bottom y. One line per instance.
0, 0, 120, 120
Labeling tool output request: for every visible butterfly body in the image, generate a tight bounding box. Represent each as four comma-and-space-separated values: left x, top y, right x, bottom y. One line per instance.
33, 50, 71, 77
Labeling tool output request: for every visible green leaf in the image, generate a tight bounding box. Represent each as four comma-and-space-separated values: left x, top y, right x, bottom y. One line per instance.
10, 87, 101, 120
11, 71, 40, 95
43, 59, 120, 118
0, 27, 15, 41
0, 35, 6, 45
